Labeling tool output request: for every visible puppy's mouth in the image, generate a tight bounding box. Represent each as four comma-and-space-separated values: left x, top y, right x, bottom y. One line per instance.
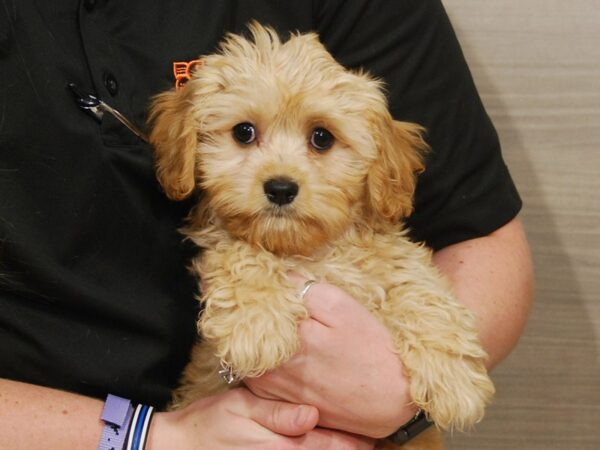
265, 206, 294, 218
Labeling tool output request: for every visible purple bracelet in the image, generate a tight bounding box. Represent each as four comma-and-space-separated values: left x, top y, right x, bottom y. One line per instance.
98, 394, 134, 450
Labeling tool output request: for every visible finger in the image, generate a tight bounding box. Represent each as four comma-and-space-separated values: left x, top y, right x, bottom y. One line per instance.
296, 316, 332, 354
248, 397, 319, 437
287, 272, 343, 327
302, 283, 352, 327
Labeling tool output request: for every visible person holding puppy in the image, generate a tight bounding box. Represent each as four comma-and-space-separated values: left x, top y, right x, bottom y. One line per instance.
0, 1, 532, 449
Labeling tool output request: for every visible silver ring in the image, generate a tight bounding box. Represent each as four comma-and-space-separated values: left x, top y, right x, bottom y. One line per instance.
299, 279, 317, 300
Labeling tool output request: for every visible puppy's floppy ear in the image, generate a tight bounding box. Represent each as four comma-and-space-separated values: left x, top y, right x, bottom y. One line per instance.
366, 117, 428, 222
148, 87, 198, 201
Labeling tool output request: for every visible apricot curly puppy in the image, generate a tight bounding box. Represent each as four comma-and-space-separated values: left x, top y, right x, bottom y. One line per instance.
149, 23, 494, 450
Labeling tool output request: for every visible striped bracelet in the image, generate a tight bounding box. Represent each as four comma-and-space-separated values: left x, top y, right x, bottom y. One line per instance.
125, 403, 155, 450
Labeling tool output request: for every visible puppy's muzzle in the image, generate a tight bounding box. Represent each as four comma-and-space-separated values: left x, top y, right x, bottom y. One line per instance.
263, 177, 298, 206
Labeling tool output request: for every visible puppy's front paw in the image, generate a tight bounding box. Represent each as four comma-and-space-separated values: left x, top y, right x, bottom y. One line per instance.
407, 348, 495, 431
218, 310, 302, 378
386, 281, 496, 431
200, 285, 308, 379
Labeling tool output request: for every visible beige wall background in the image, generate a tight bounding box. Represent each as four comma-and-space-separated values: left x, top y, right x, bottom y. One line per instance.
440, 1, 600, 449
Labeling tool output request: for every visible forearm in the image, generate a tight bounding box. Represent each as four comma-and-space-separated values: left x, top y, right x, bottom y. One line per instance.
0, 378, 104, 449
2, 379, 364, 450
432, 216, 534, 369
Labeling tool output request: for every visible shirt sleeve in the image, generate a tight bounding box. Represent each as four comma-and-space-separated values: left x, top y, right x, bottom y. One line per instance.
315, 0, 522, 250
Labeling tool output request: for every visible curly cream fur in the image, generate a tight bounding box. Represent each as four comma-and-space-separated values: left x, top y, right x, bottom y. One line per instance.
149, 22, 494, 449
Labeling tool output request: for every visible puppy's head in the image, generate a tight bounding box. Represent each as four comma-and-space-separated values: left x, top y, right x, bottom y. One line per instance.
149, 23, 426, 256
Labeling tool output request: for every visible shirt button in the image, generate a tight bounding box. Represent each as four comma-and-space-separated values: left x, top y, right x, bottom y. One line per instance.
103, 72, 119, 96
84, 0, 97, 11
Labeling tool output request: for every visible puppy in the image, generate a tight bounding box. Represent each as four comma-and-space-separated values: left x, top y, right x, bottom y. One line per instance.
149, 23, 494, 449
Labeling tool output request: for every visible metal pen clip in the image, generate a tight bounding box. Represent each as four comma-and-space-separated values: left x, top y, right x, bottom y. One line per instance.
68, 83, 148, 143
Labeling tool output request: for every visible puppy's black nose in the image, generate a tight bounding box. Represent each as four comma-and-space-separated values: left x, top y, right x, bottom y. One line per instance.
263, 177, 299, 206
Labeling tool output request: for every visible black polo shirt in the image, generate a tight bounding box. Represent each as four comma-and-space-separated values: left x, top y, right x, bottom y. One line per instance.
0, 0, 521, 409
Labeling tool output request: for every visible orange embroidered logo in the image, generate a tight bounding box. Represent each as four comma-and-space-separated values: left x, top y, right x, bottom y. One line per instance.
173, 59, 204, 90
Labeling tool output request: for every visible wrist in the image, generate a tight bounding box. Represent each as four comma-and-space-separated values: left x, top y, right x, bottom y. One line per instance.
378, 402, 420, 438
367, 379, 419, 438
386, 408, 433, 445
145, 411, 182, 450
399, 403, 421, 425
387, 370, 420, 435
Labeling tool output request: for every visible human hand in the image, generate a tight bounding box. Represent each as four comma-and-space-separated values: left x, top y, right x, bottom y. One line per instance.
147, 387, 374, 449
245, 276, 418, 439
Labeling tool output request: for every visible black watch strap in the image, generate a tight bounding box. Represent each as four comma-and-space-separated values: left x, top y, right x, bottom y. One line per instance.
385, 410, 433, 445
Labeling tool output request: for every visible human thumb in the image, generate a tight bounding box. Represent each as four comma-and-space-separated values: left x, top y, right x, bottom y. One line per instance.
251, 400, 319, 436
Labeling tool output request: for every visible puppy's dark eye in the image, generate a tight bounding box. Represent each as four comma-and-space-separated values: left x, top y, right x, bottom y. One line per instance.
232, 122, 257, 145
310, 128, 335, 152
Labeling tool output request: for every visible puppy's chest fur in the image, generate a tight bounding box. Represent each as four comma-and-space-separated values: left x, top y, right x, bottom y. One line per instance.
190, 221, 438, 319
290, 229, 439, 315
